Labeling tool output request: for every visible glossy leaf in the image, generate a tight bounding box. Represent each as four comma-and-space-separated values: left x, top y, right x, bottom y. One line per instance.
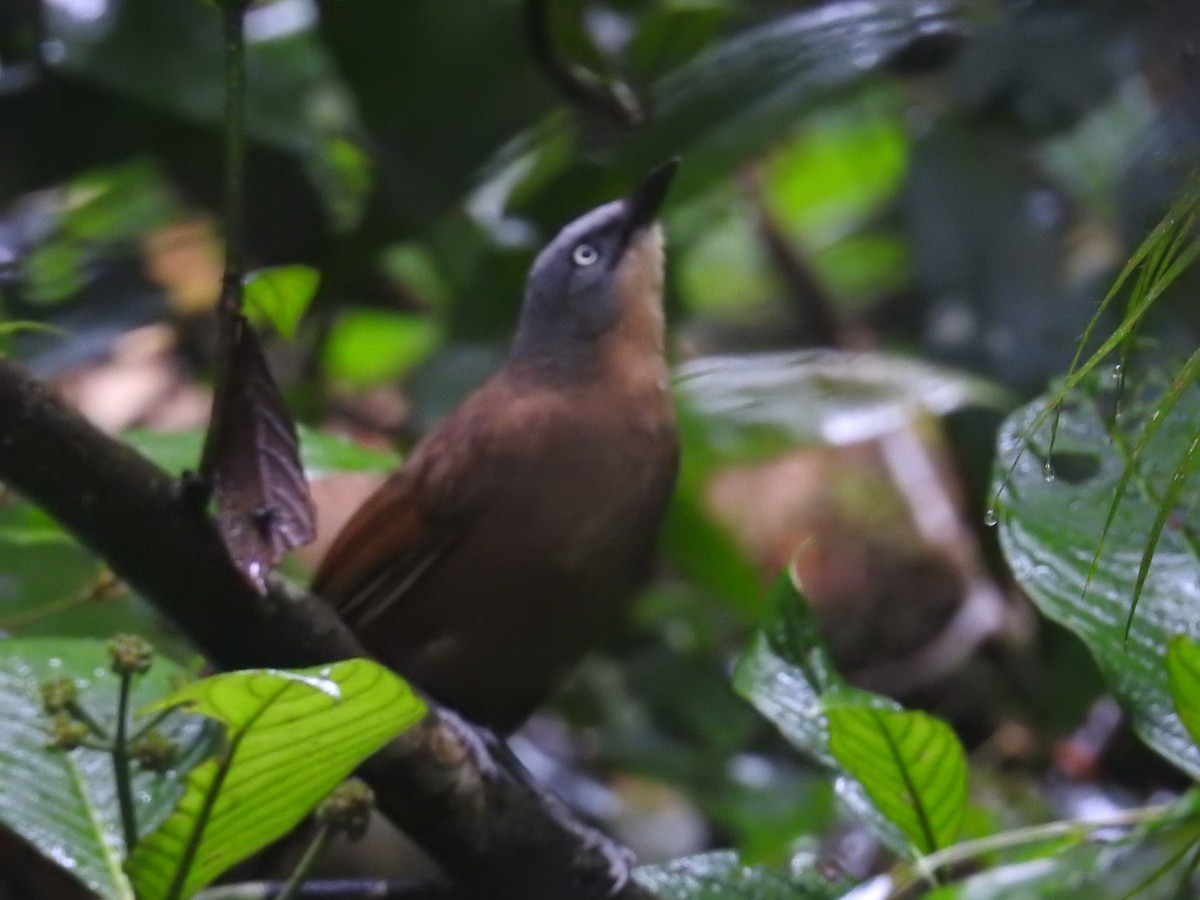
1167, 636, 1200, 752
924, 805, 1200, 900
243, 266, 320, 341
676, 350, 1010, 465
734, 573, 944, 856
634, 850, 848, 900
0, 639, 209, 899
127, 659, 425, 900
994, 374, 1200, 779
517, 0, 971, 223
826, 705, 967, 853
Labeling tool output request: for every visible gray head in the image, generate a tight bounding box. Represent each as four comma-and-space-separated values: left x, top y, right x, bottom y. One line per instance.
510, 161, 677, 370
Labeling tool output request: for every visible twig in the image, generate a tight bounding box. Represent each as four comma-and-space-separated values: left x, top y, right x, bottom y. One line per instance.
889, 803, 1178, 898
113, 670, 139, 853
0, 357, 652, 900
524, 0, 644, 128
193, 877, 458, 899
274, 823, 334, 900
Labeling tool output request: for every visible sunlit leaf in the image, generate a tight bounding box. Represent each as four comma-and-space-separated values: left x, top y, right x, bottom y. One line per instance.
127, 659, 425, 900
243, 265, 320, 341
1167, 636, 1200, 752
826, 705, 967, 853
0, 639, 209, 899
323, 309, 443, 387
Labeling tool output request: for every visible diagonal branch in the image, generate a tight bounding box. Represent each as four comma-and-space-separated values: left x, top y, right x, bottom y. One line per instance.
0, 357, 653, 900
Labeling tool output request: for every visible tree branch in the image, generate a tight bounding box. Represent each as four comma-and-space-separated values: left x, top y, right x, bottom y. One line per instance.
0, 357, 653, 900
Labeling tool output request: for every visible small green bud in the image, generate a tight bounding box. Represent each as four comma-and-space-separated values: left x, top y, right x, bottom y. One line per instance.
107, 634, 154, 676
316, 778, 374, 841
46, 713, 89, 751
39, 677, 77, 714
131, 730, 178, 773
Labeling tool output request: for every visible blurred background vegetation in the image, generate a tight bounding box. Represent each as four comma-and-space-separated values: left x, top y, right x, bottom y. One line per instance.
2, 0, 1200, 894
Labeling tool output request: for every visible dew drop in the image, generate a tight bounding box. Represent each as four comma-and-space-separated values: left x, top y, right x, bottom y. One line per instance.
1043, 461, 1056, 481
1111, 364, 1123, 379
983, 508, 998, 527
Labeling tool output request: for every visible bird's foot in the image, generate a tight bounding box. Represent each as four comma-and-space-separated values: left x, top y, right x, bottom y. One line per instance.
570, 821, 635, 896
433, 708, 502, 782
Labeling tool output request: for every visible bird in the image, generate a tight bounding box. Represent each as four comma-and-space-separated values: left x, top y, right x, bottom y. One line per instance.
312, 162, 680, 735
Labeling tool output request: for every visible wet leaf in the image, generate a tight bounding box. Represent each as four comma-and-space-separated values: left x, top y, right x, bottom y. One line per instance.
733, 573, 957, 857
676, 350, 1009, 464
127, 659, 425, 900
0, 639, 209, 899
994, 372, 1200, 779
826, 705, 967, 853
635, 849, 849, 899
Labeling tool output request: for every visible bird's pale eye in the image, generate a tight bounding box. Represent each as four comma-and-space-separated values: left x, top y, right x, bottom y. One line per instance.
572, 243, 600, 267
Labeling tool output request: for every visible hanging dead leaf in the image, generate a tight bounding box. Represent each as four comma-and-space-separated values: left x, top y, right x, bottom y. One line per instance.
201, 311, 315, 591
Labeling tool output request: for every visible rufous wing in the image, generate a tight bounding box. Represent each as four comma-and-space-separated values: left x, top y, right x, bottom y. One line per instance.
311, 471, 464, 630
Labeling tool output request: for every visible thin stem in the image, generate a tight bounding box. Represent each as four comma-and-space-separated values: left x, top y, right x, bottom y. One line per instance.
523, 0, 643, 128
222, 0, 247, 298
165, 741, 240, 900
274, 824, 334, 900
129, 705, 177, 744
113, 670, 139, 853
893, 803, 1178, 898
67, 699, 110, 741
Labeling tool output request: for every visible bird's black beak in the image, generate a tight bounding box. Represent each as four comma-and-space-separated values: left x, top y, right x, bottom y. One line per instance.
620, 159, 678, 248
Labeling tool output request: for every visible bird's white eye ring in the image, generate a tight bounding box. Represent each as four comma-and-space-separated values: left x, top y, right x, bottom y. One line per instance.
572, 243, 600, 267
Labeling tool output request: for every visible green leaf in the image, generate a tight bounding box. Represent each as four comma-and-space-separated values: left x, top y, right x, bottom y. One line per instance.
733, 575, 850, 768
122, 425, 399, 478
243, 265, 320, 340
634, 849, 849, 900
0, 320, 68, 338
21, 238, 88, 305
64, 159, 179, 243
676, 350, 1010, 466
322, 308, 443, 387
1167, 636, 1200, 752
126, 659, 425, 900
0, 638, 209, 899
826, 705, 967, 854
994, 372, 1200, 780
733, 573, 934, 856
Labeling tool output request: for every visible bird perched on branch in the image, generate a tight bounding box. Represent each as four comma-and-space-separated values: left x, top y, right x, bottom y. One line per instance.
313, 163, 680, 734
